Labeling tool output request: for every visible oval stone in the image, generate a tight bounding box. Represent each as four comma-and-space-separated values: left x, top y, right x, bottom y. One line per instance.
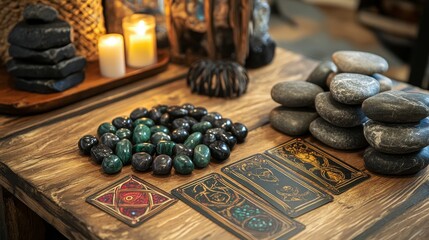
363, 119, 429, 154
209, 141, 231, 161
97, 122, 117, 137
133, 124, 151, 144
332, 51, 389, 75
203, 133, 217, 146
160, 113, 171, 127
130, 107, 148, 120
362, 91, 429, 123
364, 147, 429, 175
213, 118, 233, 131
156, 141, 176, 156
100, 133, 120, 149
102, 155, 123, 174
315, 92, 367, 127
115, 139, 132, 165
330, 73, 380, 105
115, 128, 131, 140
189, 107, 208, 120
231, 122, 248, 143
184, 132, 203, 149
173, 144, 193, 158
270, 106, 319, 136
133, 117, 155, 128
309, 117, 368, 150
201, 112, 222, 124
90, 144, 113, 164
148, 108, 162, 124
78, 135, 98, 155
172, 118, 191, 131
192, 121, 212, 134
372, 73, 392, 92
150, 125, 170, 134
112, 116, 133, 130
151, 132, 171, 145
173, 155, 194, 174
171, 128, 189, 143
218, 132, 237, 149
271, 81, 323, 107
193, 144, 211, 168
131, 152, 153, 172
153, 155, 173, 175
132, 142, 155, 155
306, 60, 337, 90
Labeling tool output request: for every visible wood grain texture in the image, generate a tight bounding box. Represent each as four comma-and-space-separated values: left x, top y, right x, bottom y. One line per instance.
0, 48, 428, 239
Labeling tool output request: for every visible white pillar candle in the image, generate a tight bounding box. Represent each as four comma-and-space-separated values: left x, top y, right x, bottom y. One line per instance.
123, 14, 157, 68
98, 34, 126, 78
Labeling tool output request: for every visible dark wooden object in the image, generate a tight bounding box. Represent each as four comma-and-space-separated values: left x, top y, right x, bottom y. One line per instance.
0, 51, 170, 115
0, 48, 428, 239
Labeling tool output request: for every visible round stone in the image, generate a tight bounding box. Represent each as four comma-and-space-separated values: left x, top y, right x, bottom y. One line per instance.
213, 118, 233, 131
270, 106, 319, 136
100, 133, 120, 149
115, 128, 131, 140
102, 155, 123, 174
167, 106, 188, 119
160, 113, 171, 127
201, 112, 222, 124
189, 107, 208, 120
231, 122, 248, 143
203, 133, 217, 146
90, 144, 113, 164
330, 73, 380, 105
131, 152, 153, 172
156, 141, 176, 156
173, 144, 194, 158
306, 60, 337, 90
218, 132, 237, 149
364, 147, 429, 175
133, 117, 155, 128
362, 91, 429, 123
171, 128, 189, 143
183, 116, 198, 126
132, 143, 156, 155
151, 132, 171, 145
372, 73, 392, 92
172, 118, 191, 132
332, 51, 389, 75
193, 144, 211, 168
130, 107, 148, 120
150, 125, 170, 134
309, 117, 368, 150
148, 108, 162, 124
133, 124, 151, 144
184, 132, 203, 149
173, 155, 194, 175
209, 141, 231, 161
191, 121, 212, 134
154, 104, 168, 113
363, 119, 429, 154
112, 116, 133, 130
97, 122, 117, 137
115, 139, 132, 165
78, 135, 98, 155
315, 92, 367, 127
271, 81, 323, 107
153, 155, 173, 175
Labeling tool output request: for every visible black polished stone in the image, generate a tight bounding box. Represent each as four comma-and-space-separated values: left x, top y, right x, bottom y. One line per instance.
181, 103, 195, 111
148, 108, 162, 124
173, 144, 194, 158
131, 152, 153, 172
218, 132, 237, 149
189, 107, 208, 120
209, 141, 230, 161
152, 154, 173, 175
14, 71, 84, 93
206, 128, 226, 137
150, 132, 171, 145
203, 133, 217, 146
172, 118, 191, 132
231, 122, 248, 143
160, 113, 171, 127
90, 144, 113, 164
100, 133, 120, 150
245, 36, 276, 68
201, 112, 222, 124
130, 107, 149, 120
171, 128, 189, 143
167, 106, 188, 119
183, 116, 198, 126
23, 4, 58, 22
112, 116, 133, 130
213, 118, 233, 131
9, 43, 76, 64
154, 104, 169, 113
78, 135, 98, 155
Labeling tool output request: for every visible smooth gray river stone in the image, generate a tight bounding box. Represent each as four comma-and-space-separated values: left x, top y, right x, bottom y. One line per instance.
332, 50, 389, 75
270, 106, 319, 136
330, 73, 380, 105
271, 81, 323, 107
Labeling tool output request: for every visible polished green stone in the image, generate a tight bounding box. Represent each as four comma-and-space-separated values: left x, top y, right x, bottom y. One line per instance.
115, 139, 132, 165
97, 122, 117, 137
156, 140, 176, 156
132, 124, 151, 144
191, 121, 212, 134
184, 132, 202, 149
102, 155, 123, 174
133, 117, 155, 128
150, 125, 170, 134
173, 155, 194, 174
132, 142, 155, 155
193, 144, 210, 168
116, 128, 132, 140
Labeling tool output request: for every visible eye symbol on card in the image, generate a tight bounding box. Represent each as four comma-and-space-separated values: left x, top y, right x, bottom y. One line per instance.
193, 181, 240, 207
239, 159, 279, 183
276, 186, 310, 202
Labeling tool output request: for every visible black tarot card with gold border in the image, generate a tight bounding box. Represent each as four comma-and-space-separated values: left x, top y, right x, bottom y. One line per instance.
172, 173, 304, 240
222, 154, 332, 217
265, 138, 369, 195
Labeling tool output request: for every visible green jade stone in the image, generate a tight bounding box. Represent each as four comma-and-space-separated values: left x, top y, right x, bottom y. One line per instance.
193, 144, 210, 168
150, 125, 170, 134
102, 155, 123, 174
97, 122, 117, 137
191, 121, 212, 134
133, 124, 151, 144
116, 128, 132, 140
133, 117, 155, 128
133, 142, 156, 155
116, 139, 132, 165
184, 132, 202, 149
173, 155, 194, 174
156, 140, 176, 156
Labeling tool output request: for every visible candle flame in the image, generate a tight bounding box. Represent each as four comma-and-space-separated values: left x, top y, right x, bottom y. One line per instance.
134, 20, 148, 33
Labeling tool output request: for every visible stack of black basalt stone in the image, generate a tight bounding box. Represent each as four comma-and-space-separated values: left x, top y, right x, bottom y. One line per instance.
6, 4, 86, 93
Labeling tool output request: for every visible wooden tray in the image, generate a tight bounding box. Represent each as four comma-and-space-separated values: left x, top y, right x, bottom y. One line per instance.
0, 51, 169, 115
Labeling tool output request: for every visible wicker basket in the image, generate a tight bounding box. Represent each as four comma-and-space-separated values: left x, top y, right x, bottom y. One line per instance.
0, 0, 106, 64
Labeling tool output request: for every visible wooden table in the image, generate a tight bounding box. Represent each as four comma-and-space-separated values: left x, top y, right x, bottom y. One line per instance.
1, 48, 428, 240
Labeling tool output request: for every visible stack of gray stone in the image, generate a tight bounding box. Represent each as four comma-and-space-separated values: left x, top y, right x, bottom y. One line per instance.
6, 4, 86, 93
362, 91, 429, 175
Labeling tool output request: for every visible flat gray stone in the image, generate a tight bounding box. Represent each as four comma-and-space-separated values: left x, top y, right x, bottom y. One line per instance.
332, 50, 389, 75
363, 119, 429, 154
9, 43, 76, 64
309, 117, 368, 150
8, 20, 71, 50
271, 81, 323, 107
23, 4, 58, 22
362, 91, 429, 123
330, 73, 380, 105
270, 106, 319, 136
7, 56, 86, 78
372, 73, 392, 92
306, 60, 337, 90
315, 92, 367, 127
14, 71, 84, 93
364, 146, 429, 175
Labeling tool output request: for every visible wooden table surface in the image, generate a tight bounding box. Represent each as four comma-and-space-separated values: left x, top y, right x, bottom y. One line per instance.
1, 48, 428, 240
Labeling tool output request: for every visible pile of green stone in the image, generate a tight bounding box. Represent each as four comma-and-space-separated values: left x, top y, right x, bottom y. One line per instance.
78, 104, 248, 175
